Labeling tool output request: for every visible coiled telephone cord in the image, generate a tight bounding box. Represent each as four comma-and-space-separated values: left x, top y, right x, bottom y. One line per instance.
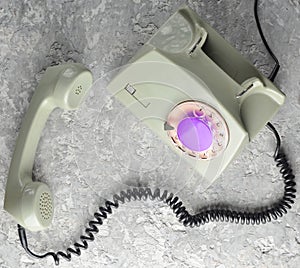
18, 122, 296, 265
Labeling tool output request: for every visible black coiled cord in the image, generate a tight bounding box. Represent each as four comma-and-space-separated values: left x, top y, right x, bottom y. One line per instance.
17, 122, 296, 265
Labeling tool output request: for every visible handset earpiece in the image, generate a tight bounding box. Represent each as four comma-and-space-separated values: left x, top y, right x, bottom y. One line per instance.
4, 63, 93, 231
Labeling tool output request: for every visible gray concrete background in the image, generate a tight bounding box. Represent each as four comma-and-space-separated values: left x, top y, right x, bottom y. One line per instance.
0, 0, 300, 267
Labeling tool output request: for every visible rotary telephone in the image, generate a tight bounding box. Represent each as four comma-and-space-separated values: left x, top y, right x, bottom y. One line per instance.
3, 2, 296, 266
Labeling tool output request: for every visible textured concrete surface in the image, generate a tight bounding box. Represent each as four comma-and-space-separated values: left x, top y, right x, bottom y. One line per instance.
1, 0, 300, 267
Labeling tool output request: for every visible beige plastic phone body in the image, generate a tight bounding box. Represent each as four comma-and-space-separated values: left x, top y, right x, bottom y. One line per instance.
4, 63, 93, 231
107, 6, 285, 186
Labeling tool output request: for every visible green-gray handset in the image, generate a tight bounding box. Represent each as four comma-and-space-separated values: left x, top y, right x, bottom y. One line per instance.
4, 63, 93, 231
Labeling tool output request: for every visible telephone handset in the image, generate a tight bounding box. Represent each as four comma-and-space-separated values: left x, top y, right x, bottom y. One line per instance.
4, 63, 93, 231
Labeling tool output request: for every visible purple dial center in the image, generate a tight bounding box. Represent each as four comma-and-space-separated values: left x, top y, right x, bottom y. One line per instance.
177, 117, 213, 152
